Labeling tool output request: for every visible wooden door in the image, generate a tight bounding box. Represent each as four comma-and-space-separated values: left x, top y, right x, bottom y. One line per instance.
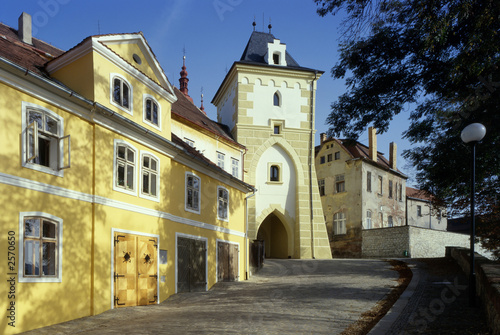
217, 242, 239, 282
114, 233, 157, 307
177, 237, 207, 293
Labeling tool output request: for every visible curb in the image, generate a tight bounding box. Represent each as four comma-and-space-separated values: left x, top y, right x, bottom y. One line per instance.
368, 261, 420, 335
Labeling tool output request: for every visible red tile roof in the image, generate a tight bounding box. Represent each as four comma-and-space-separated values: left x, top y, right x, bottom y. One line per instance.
0, 22, 64, 76
406, 187, 434, 201
171, 87, 243, 148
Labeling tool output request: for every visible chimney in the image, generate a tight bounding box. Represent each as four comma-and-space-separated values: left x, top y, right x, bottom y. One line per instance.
368, 127, 377, 161
389, 142, 397, 170
320, 133, 327, 144
18, 12, 32, 45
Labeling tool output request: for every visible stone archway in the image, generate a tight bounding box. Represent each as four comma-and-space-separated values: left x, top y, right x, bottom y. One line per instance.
257, 212, 289, 259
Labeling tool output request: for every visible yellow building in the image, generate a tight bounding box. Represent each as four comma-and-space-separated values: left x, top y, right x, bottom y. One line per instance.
0, 13, 253, 334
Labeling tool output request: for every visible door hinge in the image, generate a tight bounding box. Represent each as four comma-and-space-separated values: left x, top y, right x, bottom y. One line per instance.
149, 239, 158, 249
114, 235, 125, 245
149, 274, 158, 279
114, 296, 125, 306
114, 272, 125, 282
149, 294, 158, 303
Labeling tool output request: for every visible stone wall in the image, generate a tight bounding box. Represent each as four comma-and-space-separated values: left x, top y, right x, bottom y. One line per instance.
447, 247, 500, 334
362, 225, 492, 258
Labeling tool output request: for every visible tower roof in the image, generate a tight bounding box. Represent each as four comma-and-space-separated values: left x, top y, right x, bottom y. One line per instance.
240, 31, 300, 67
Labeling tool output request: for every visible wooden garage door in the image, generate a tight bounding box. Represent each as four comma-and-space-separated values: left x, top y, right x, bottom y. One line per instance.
177, 237, 206, 293
114, 233, 157, 307
217, 242, 239, 282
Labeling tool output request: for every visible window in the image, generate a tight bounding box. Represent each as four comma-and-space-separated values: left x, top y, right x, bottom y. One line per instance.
335, 175, 345, 193
389, 180, 393, 198
318, 179, 325, 196
399, 184, 403, 201
270, 165, 280, 182
274, 125, 281, 134
184, 138, 195, 147
144, 96, 160, 128
140, 153, 159, 200
231, 158, 239, 178
320, 156, 325, 164
366, 211, 372, 229
388, 216, 394, 227
327, 154, 333, 162
111, 75, 132, 112
22, 102, 70, 176
273, 92, 280, 106
417, 205, 422, 217
19, 212, 62, 283
217, 187, 229, 220
367, 172, 372, 192
333, 212, 346, 235
217, 152, 225, 170
437, 210, 442, 221
114, 140, 137, 195
273, 53, 280, 65
395, 183, 398, 200
379, 212, 383, 226
185, 173, 201, 213
334, 151, 341, 160
378, 176, 383, 195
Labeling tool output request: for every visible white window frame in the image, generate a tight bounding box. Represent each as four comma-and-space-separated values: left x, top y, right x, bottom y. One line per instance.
110, 73, 133, 115
185, 172, 201, 214
366, 210, 372, 229
217, 186, 229, 221
21, 102, 70, 177
231, 158, 239, 178
113, 139, 138, 196
142, 94, 161, 130
217, 152, 225, 170
18, 212, 63, 283
333, 212, 346, 235
139, 151, 160, 202
318, 179, 325, 196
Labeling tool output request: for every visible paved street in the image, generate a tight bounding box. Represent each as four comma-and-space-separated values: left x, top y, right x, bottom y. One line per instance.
24, 259, 398, 334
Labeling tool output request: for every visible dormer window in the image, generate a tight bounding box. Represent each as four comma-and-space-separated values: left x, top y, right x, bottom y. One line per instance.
110, 74, 133, 114
273, 53, 280, 65
143, 95, 161, 130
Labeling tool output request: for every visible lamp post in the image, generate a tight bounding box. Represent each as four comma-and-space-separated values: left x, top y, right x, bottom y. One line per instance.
461, 123, 486, 307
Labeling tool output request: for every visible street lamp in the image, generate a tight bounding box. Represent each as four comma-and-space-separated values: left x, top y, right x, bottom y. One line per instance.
461, 122, 486, 307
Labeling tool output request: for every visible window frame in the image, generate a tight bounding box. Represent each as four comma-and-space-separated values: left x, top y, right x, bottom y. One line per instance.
185, 172, 201, 214
388, 215, 394, 227
389, 180, 393, 198
378, 176, 383, 195
417, 205, 422, 217
113, 139, 138, 196
110, 73, 133, 115
327, 154, 333, 162
366, 210, 372, 229
273, 91, 281, 107
217, 152, 225, 170
22, 102, 69, 177
268, 163, 282, 183
139, 151, 160, 202
318, 179, 325, 196
217, 186, 229, 221
333, 212, 346, 235
231, 158, 239, 178
18, 212, 63, 283
143, 94, 161, 130
367, 171, 372, 192
335, 175, 345, 193
320, 156, 325, 164
334, 151, 341, 160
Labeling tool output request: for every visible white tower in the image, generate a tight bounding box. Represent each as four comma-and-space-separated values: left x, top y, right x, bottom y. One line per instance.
212, 29, 331, 259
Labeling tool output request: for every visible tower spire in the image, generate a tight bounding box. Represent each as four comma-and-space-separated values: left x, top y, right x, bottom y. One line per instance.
200, 87, 206, 115
179, 53, 192, 102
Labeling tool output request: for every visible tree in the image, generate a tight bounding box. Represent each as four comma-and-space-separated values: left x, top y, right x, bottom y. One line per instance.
315, 0, 500, 254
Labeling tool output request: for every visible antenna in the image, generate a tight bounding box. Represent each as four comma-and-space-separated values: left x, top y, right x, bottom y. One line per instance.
262, 13, 265, 32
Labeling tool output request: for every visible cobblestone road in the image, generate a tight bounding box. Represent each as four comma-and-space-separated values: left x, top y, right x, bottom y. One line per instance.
23, 259, 398, 335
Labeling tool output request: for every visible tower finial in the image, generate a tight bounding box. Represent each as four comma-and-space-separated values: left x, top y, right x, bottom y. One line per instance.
252, 16, 256, 31
200, 87, 206, 114
268, 18, 272, 33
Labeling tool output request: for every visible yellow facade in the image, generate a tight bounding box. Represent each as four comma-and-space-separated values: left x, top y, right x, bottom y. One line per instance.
0, 28, 252, 334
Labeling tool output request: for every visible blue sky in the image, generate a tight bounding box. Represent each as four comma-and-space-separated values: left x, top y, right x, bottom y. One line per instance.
1, 0, 416, 184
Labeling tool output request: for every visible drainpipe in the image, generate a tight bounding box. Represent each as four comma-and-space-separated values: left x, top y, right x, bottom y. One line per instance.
245, 189, 257, 279
309, 71, 318, 259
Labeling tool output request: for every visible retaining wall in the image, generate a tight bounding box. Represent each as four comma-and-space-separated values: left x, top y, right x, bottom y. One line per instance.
362, 225, 492, 258
447, 247, 500, 334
